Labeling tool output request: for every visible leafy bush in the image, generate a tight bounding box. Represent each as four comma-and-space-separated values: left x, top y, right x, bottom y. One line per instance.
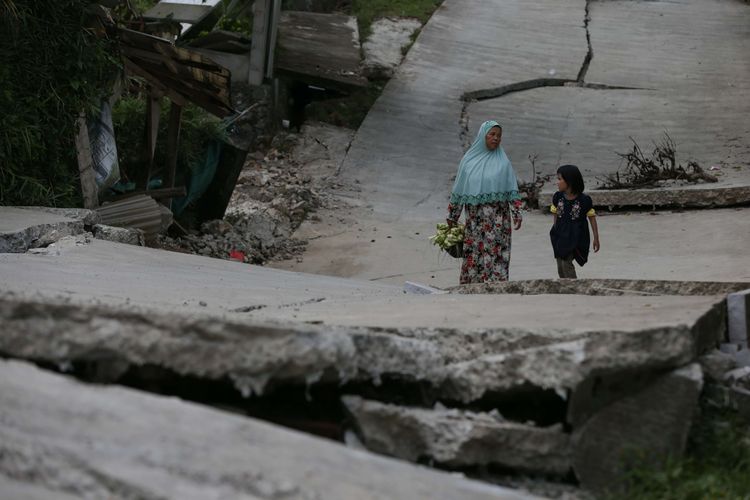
0, 0, 120, 206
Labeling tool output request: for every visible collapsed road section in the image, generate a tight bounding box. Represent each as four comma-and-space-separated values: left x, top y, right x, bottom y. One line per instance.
2, 208, 749, 496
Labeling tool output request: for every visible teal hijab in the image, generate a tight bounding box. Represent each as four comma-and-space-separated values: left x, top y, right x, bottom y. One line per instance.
450, 120, 520, 205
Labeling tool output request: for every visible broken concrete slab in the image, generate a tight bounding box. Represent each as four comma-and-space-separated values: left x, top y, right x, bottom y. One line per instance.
0, 237, 402, 317
11, 206, 101, 226
699, 349, 738, 383
452, 279, 750, 297
0, 232, 728, 404
728, 288, 750, 344
436, 309, 716, 404
0, 285, 725, 405
0, 359, 534, 500
0, 207, 85, 253
343, 396, 571, 477
276, 11, 368, 89
571, 364, 703, 494
536, 184, 750, 210
25, 234, 92, 256
719, 342, 750, 368
580, 186, 750, 210
92, 224, 145, 246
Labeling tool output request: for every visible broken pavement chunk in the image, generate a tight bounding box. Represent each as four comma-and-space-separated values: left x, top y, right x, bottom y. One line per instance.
342, 395, 571, 477
571, 364, 703, 494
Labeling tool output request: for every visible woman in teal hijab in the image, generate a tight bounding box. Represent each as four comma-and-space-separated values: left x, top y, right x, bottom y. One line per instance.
447, 120, 522, 283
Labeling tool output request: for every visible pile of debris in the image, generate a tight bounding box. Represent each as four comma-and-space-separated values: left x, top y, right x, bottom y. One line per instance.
155, 123, 354, 264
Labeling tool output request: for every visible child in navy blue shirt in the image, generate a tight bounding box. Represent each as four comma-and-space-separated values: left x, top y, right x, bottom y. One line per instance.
549, 165, 600, 278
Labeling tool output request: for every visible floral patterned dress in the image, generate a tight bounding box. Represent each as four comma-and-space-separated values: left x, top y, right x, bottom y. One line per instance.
447, 200, 522, 284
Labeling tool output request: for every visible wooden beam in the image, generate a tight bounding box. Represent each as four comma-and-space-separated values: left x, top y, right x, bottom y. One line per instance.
266, 0, 282, 80
249, 0, 272, 86
163, 102, 183, 209
124, 56, 232, 118
123, 57, 187, 107
137, 93, 161, 190
74, 113, 100, 209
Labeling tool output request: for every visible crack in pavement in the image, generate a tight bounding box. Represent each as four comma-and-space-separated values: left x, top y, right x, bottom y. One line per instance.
577, 0, 593, 82
277, 297, 326, 309
368, 267, 455, 281
459, 80, 646, 148
458, 0, 653, 144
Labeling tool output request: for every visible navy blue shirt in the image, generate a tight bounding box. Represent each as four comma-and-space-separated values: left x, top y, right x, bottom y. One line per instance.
550, 192, 593, 266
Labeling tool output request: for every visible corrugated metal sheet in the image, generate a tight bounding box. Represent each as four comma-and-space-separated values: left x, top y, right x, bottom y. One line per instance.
97, 195, 164, 239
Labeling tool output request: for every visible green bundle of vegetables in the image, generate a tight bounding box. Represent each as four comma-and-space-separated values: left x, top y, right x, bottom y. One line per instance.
429, 223, 465, 257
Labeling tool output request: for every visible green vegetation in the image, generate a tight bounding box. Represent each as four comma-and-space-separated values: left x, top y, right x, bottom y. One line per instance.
0, 0, 120, 206
214, 13, 253, 36
615, 409, 750, 499
351, 0, 442, 39
111, 95, 226, 187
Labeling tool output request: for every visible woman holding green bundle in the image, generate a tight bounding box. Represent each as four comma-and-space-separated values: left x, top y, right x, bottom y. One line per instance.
446, 120, 522, 284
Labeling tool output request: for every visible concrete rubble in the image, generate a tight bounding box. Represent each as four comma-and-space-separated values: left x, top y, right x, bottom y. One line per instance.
571, 364, 704, 493
0, 207, 86, 253
453, 278, 750, 297
156, 123, 355, 264
342, 396, 571, 476
92, 223, 145, 246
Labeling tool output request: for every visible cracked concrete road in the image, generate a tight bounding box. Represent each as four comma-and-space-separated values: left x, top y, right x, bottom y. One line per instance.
274, 0, 750, 286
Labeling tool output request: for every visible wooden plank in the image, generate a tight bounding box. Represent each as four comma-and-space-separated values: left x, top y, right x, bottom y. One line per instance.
119, 28, 233, 117
163, 102, 183, 210
74, 113, 100, 209
123, 57, 187, 107
124, 49, 227, 96
137, 93, 161, 190
266, 0, 282, 80
132, 59, 232, 117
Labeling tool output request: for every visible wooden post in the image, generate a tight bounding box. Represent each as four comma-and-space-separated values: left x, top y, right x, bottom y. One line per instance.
249, 0, 272, 86
74, 113, 100, 209
265, 0, 281, 80
163, 101, 183, 210
138, 92, 161, 189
